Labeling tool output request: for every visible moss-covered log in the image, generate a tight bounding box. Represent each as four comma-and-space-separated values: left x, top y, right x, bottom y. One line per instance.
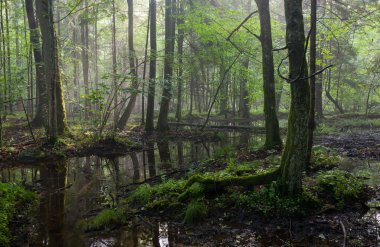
179, 168, 280, 201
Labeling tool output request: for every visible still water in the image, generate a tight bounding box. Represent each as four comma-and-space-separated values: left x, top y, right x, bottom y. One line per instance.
1, 132, 379, 246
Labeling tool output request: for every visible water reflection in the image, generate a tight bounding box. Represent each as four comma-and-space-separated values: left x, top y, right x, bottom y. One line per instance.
0, 133, 263, 246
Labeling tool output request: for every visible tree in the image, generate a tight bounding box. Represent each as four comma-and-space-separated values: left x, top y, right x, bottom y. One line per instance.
255, 0, 282, 149
25, 0, 46, 127
157, 0, 176, 132
279, 0, 311, 196
145, 0, 157, 132
81, 0, 90, 120
36, 0, 67, 140
117, 0, 140, 130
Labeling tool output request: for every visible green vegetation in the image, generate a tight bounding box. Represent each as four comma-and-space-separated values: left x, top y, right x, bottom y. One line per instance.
79, 208, 127, 231
184, 200, 208, 224
316, 170, 365, 208
0, 183, 37, 247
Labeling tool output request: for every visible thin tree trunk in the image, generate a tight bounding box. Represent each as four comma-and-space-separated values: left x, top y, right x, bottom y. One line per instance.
112, 0, 118, 127
157, 0, 176, 132
239, 58, 250, 118
81, 0, 90, 119
255, 0, 282, 149
116, 0, 140, 130
307, 0, 317, 165
176, 0, 184, 122
279, 0, 310, 196
145, 0, 157, 132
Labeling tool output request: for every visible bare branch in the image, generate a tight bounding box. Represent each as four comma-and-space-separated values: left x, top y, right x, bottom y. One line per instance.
227, 11, 258, 41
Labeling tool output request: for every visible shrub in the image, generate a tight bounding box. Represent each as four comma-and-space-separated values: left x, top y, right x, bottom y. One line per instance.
316, 170, 364, 208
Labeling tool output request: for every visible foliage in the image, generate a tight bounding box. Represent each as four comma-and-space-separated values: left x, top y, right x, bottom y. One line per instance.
231, 182, 320, 217
311, 146, 342, 170
128, 179, 186, 208
184, 200, 208, 225
316, 170, 365, 208
0, 183, 37, 247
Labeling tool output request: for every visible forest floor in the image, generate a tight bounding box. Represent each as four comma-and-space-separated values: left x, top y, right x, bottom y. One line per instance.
1, 113, 380, 246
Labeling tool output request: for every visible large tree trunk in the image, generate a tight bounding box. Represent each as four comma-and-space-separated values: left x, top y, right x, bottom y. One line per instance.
36, 0, 67, 140
145, 0, 157, 132
157, 0, 176, 132
25, 0, 47, 127
255, 0, 282, 149
279, 0, 310, 196
116, 0, 139, 130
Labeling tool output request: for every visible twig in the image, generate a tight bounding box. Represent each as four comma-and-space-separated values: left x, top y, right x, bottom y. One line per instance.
227, 11, 258, 40
242, 26, 261, 41
200, 53, 241, 131
339, 219, 347, 247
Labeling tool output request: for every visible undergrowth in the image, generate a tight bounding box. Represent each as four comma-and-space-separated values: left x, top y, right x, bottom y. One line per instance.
0, 183, 37, 247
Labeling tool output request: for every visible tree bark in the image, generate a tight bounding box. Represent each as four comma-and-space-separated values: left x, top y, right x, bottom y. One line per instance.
81, 0, 90, 119
157, 0, 176, 131
176, 0, 184, 122
116, 0, 140, 130
307, 0, 317, 165
255, 0, 282, 149
145, 0, 157, 132
36, 0, 67, 140
279, 0, 310, 196
25, 0, 47, 127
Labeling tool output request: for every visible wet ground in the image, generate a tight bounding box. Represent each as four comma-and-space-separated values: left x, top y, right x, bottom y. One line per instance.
1, 130, 380, 246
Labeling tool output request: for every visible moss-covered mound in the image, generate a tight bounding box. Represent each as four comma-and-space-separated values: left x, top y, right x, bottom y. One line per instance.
0, 183, 37, 247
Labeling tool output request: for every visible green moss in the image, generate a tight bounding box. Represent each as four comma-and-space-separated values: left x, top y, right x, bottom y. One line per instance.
81, 208, 126, 231
0, 183, 38, 247
128, 179, 186, 208
184, 200, 208, 224
316, 170, 364, 208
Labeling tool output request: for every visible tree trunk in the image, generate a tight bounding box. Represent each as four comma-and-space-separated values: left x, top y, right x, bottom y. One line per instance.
239, 58, 250, 119
112, 0, 118, 127
25, 0, 47, 127
176, 0, 184, 122
145, 0, 157, 132
81, 0, 90, 119
36, 0, 67, 140
279, 0, 310, 196
116, 0, 139, 130
157, 0, 176, 132
307, 0, 317, 165
255, 0, 282, 149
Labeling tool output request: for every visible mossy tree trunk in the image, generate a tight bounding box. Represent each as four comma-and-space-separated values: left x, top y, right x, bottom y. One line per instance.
36, 0, 67, 140
255, 0, 282, 149
25, 0, 47, 127
279, 0, 311, 196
